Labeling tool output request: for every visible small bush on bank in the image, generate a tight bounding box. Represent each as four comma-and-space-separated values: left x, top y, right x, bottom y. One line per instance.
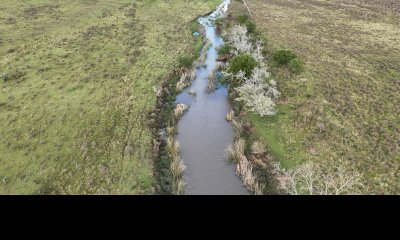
272, 49, 297, 66
228, 53, 257, 77
218, 44, 232, 55
288, 57, 305, 74
178, 55, 194, 68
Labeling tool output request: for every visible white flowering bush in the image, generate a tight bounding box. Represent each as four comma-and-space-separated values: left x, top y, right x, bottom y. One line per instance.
234, 67, 280, 116
226, 25, 280, 117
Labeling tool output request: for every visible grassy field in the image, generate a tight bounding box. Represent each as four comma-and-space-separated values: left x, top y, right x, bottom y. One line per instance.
230, 0, 400, 193
0, 0, 218, 194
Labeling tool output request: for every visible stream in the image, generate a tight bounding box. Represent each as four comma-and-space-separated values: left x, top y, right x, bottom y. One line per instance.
175, 0, 248, 195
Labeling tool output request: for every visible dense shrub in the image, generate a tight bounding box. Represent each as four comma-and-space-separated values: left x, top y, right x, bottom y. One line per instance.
237, 14, 249, 24
178, 55, 194, 68
272, 49, 297, 66
288, 57, 305, 74
218, 44, 232, 55
228, 54, 257, 77
246, 21, 256, 33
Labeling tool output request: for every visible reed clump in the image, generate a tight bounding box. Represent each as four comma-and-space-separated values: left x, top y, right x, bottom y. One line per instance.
226, 110, 235, 122
188, 90, 197, 96
227, 138, 245, 163
174, 103, 189, 119
207, 68, 217, 92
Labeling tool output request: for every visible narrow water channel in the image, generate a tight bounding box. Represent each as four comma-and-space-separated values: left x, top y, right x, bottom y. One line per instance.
175, 0, 248, 195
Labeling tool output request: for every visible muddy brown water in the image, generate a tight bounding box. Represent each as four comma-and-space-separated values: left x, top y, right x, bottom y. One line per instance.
176, 0, 248, 195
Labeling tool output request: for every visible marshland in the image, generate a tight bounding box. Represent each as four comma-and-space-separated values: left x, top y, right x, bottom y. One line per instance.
0, 0, 399, 195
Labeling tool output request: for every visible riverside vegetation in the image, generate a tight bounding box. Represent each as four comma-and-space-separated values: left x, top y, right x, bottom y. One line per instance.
219, 0, 400, 194
1, 0, 398, 195
0, 0, 220, 194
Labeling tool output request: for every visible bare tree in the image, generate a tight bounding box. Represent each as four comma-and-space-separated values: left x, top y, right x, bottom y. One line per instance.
272, 162, 364, 195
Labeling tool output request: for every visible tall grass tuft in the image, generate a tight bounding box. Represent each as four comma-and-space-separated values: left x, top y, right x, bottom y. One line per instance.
207, 68, 217, 92
171, 178, 186, 195
166, 136, 180, 157
166, 126, 175, 136
170, 155, 186, 178
167, 136, 186, 195
226, 110, 235, 122
174, 103, 189, 119
188, 69, 196, 82
216, 61, 226, 71
251, 140, 266, 155
227, 138, 245, 163
176, 69, 196, 92
196, 51, 207, 68
236, 155, 264, 195
232, 119, 243, 137
188, 90, 197, 96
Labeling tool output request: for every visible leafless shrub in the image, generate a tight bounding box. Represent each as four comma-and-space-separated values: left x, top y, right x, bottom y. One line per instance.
272, 162, 364, 195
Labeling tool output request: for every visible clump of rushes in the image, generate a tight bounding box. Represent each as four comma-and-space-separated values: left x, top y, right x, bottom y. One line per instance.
232, 119, 243, 137
176, 72, 188, 91
170, 155, 186, 178
176, 69, 196, 92
226, 110, 235, 122
166, 136, 186, 195
207, 68, 217, 92
203, 39, 212, 52
188, 69, 196, 81
174, 103, 189, 119
196, 51, 207, 68
215, 61, 226, 71
227, 138, 245, 163
195, 39, 211, 68
235, 154, 264, 195
251, 140, 266, 155
188, 90, 197, 96
166, 136, 180, 157
166, 126, 175, 136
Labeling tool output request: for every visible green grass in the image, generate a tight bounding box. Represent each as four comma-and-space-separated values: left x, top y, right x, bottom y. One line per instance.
230, 0, 400, 193
0, 0, 217, 194
246, 105, 307, 169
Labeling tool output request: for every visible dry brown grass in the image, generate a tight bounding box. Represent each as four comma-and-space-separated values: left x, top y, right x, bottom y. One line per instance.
227, 138, 246, 163
226, 110, 235, 122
